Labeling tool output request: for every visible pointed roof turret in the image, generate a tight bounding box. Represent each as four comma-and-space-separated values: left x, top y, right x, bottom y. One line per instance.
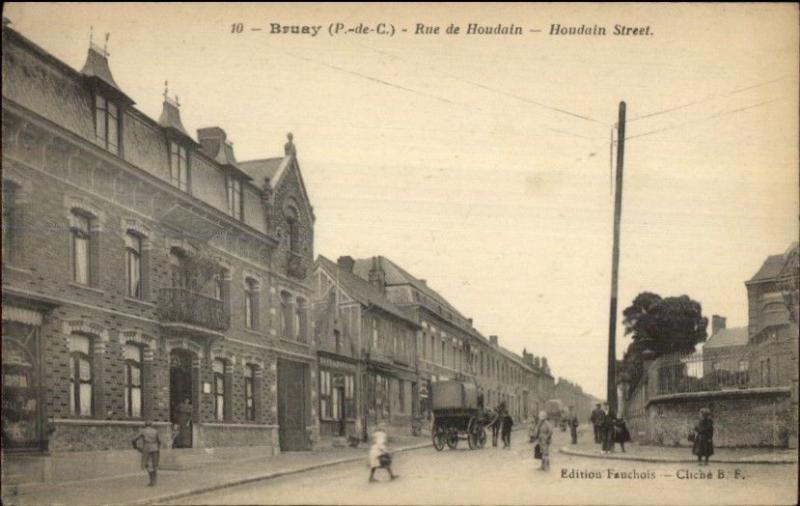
80, 30, 134, 105
158, 81, 195, 144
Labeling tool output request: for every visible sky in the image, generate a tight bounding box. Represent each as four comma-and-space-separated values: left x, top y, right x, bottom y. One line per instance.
5, 3, 798, 399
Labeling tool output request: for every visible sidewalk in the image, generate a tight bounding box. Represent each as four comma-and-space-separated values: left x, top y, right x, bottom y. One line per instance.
559, 431, 798, 464
1, 435, 431, 506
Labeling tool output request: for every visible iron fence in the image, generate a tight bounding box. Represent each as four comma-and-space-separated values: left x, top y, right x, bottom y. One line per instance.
655, 351, 751, 395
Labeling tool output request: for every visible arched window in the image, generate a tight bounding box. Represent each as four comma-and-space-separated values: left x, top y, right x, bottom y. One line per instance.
69, 334, 94, 416
124, 343, 143, 418
125, 232, 142, 298
213, 359, 225, 421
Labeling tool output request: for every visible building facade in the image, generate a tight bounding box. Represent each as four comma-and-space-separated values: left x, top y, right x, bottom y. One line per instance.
1, 24, 318, 482
312, 255, 419, 441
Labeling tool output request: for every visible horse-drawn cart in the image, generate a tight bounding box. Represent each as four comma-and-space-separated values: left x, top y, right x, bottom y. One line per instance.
430, 381, 487, 451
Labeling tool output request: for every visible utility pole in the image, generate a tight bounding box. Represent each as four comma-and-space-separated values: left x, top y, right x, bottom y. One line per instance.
607, 101, 626, 414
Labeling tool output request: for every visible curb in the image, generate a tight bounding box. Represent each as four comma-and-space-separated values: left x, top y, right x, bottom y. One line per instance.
127, 442, 432, 506
558, 446, 798, 465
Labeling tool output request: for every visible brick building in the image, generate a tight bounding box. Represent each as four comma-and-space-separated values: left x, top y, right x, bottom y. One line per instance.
1, 24, 317, 482
349, 256, 557, 424
311, 256, 420, 441
744, 242, 798, 446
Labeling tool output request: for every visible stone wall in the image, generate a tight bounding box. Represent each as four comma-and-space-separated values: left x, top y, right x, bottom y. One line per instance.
641, 388, 791, 448
49, 420, 173, 452
194, 422, 278, 449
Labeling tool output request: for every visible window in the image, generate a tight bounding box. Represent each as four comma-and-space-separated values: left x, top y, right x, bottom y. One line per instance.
125, 232, 142, 298
344, 374, 354, 419
214, 274, 224, 300
70, 212, 91, 285
295, 298, 307, 342
213, 360, 225, 421
245, 278, 258, 329
94, 94, 119, 154
69, 334, 93, 416
372, 319, 379, 351
430, 335, 435, 362
765, 358, 771, 387
225, 175, 243, 220
244, 365, 256, 421
441, 341, 446, 366
285, 206, 300, 254
124, 343, 142, 418
398, 379, 405, 413
319, 369, 331, 419
280, 291, 292, 338
2, 181, 18, 262
169, 141, 189, 191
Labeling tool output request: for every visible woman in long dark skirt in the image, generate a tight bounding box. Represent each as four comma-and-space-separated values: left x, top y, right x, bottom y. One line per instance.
601, 411, 615, 454
613, 416, 632, 453
692, 408, 714, 465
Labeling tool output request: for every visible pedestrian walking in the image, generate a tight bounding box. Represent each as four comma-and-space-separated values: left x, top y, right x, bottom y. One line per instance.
131, 420, 161, 487
691, 408, 714, 466
600, 406, 615, 454
368, 428, 398, 482
501, 411, 514, 449
590, 403, 604, 444
532, 410, 553, 471
567, 406, 579, 445
612, 416, 631, 452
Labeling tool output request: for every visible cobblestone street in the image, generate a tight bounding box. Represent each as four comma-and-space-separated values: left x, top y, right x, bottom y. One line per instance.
168, 431, 798, 506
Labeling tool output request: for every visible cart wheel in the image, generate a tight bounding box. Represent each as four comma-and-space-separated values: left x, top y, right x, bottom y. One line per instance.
432, 429, 445, 451
467, 417, 479, 450
446, 430, 459, 450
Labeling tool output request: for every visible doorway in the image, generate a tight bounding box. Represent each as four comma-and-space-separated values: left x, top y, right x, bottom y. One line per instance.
333, 386, 345, 436
170, 349, 194, 448
277, 359, 309, 451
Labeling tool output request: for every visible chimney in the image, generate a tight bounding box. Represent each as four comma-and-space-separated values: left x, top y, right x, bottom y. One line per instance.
711, 315, 727, 336
337, 256, 355, 273
368, 256, 386, 293
467, 318, 473, 326
489, 335, 498, 346
197, 127, 237, 166
419, 279, 427, 285
542, 357, 549, 371
534, 357, 541, 368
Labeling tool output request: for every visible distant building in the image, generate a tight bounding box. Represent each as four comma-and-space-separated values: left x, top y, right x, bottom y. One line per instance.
701, 315, 748, 377
311, 255, 420, 441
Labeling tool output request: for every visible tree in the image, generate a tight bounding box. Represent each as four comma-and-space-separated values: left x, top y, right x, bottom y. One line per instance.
622, 292, 708, 359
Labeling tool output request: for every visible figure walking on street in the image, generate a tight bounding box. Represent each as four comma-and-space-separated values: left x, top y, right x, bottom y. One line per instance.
532, 410, 553, 471
131, 420, 161, 487
368, 427, 398, 482
612, 415, 631, 452
568, 406, 579, 445
600, 405, 615, 454
692, 408, 714, 466
590, 403, 604, 444
501, 411, 514, 449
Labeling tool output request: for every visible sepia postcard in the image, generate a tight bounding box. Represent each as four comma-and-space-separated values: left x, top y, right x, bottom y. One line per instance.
1, 3, 798, 505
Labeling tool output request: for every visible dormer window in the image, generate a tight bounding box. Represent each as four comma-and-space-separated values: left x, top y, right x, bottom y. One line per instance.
225, 174, 243, 220
94, 94, 120, 155
169, 141, 190, 192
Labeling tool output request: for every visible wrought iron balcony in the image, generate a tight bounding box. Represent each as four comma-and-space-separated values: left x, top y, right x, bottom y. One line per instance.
157, 288, 230, 332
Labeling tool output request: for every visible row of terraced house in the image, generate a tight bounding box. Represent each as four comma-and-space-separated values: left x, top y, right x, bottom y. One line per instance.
1, 22, 588, 484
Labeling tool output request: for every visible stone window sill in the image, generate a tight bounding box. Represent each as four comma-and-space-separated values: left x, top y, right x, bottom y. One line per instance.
2, 264, 33, 275
68, 282, 106, 295
124, 296, 156, 308
245, 328, 265, 338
